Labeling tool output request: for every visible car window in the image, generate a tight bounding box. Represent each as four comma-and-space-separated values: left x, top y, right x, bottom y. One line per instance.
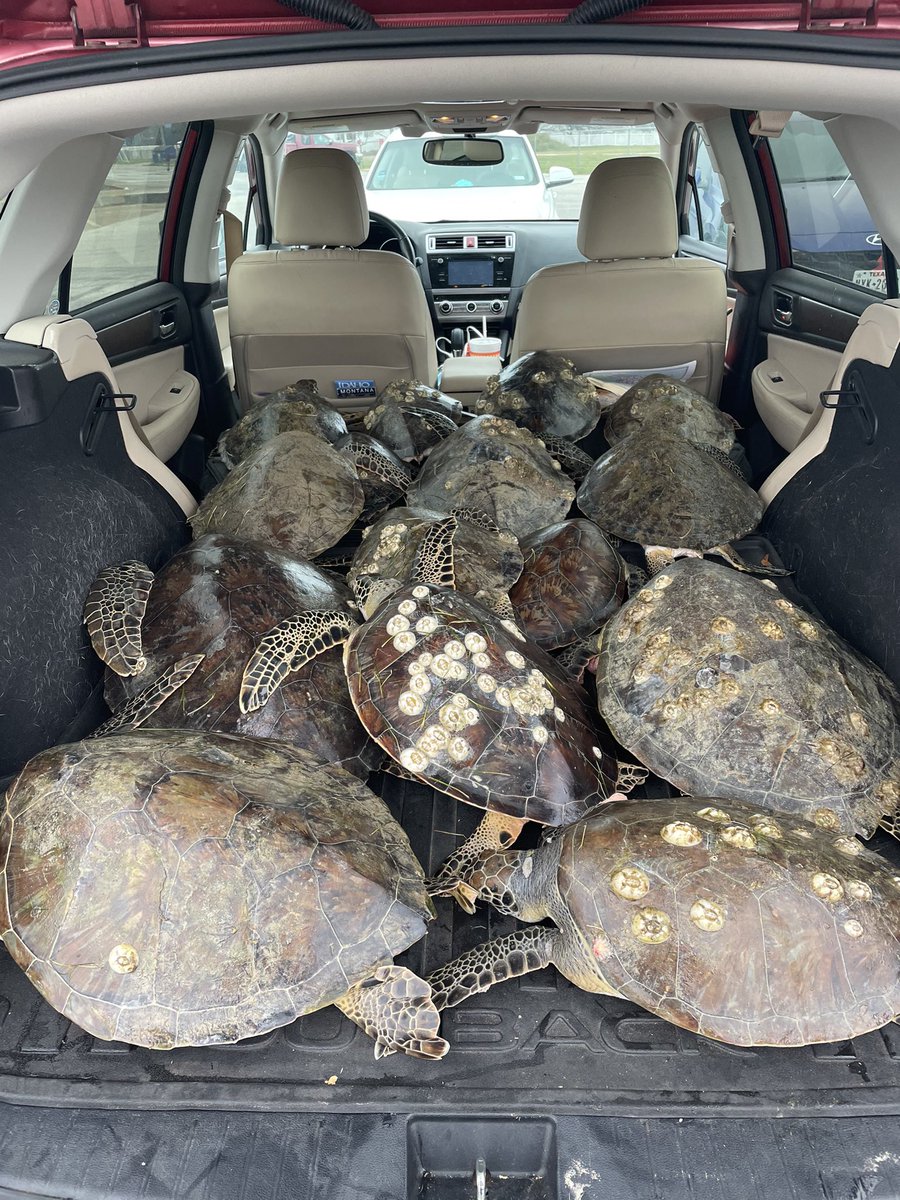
686, 135, 728, 252
68, 122, 188, 310
769, 114, 885, 294
529, 123, 661, 220
217, 138, 261, 277
368, 136, 540, 192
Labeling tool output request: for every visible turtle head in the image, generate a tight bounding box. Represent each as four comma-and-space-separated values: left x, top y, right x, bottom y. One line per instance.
351, 574, 401, 620
467, 849, 547, 920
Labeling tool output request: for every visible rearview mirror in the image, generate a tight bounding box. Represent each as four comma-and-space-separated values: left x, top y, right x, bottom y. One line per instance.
422, 138, 505, 166
545, 165, 575, 188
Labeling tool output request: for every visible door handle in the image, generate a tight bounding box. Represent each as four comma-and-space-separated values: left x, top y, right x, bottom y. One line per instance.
159, 320, 176, 338
773, 292, 794, 327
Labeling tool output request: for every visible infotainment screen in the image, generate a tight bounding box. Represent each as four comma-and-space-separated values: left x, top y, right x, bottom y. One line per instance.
447, 258, 492, 287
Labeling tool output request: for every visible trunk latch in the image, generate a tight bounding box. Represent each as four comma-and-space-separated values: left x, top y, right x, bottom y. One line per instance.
71, 1, 147, 49
81, 385, 137, 456
820, 383, 878, 445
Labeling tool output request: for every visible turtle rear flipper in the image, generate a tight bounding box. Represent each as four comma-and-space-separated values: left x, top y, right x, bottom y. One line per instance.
90, 653, 205, 736
335, 965, 448, 1060
240, 611, 357, 714
707, 544, 793, 577
411, 514, 457, 588
83, 561, 154, 676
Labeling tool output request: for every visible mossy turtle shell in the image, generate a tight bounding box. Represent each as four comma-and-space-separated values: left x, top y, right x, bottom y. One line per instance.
595, 558, 900, 835
344, 582, 618, 826
556, 796, 900, 1046
576, 431, 761, 549
407, 415, 575, 540
510, 519, 627, 650
104, 535, 378, 778
604, 374, 739, 453
191, 430, 365, 559
349, 506, 523, 606
0, 729, 432, 1049
476, 351, 604, 440
364, 381, 463, 461
211, 388, 347, 471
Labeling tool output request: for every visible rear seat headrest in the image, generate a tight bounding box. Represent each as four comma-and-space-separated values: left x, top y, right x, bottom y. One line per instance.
577, 156, 679, 262
274, 147, 369, 247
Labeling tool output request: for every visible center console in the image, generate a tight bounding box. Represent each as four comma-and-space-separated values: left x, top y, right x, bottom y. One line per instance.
426, 231, 515, 325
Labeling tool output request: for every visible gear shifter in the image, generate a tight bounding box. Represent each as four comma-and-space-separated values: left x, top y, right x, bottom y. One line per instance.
450, 326, 466, 357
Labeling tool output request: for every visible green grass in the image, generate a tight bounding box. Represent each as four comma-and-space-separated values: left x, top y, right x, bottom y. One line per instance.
531, 144, 658, 175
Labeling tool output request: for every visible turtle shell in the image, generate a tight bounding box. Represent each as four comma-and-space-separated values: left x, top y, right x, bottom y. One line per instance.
364, 381, 463, 461
576, 431, 761, 549
104, 535, 378, 778
191, 430, 365, 559
212, 392, 347, 471
344, 583, 618, 826
510, 519, 627, 650
476, 351, 604, 440
348, 506, 523, 607
595, 558, 900, 835
0, 729, 431, 1049
604, 374, 739, 453
333, 432, 414, 519
407, 415, 575, 540
555, 796, 900, 1046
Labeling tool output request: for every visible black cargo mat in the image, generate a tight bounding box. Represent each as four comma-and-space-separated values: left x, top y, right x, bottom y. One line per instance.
1, 769, 899, 1117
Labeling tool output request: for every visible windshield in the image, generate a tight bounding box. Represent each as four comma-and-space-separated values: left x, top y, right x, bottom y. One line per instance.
284, 122, 660, 222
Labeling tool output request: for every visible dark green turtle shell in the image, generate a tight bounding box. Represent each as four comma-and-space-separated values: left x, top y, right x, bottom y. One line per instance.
333, 432, 414, 519
104, 534, 378, 778
348, 506, 523, 607
407, 415, 575, 540
595, 558, 900, 835
211, 389, 347, 472
344, 582, 618, 826
604, 374, 740, 453
0, 729, 432, 1049
191, 430, 365, 559
556, 796, 900, 1046
363, 381, 463, 461
576, 431, 762, 550
475, 351, 604, 440
510, 519, 627, 649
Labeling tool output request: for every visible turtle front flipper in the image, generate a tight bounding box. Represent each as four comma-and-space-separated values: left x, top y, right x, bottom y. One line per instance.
240, 611, 357, 714
411, 514, 457, 588
428, 810, 526, 913
83, 561, 155, 676
334, 965, 448, 1060
90, 653, 205, 736
426, 928, 556, 1011
707, 543, 793, 577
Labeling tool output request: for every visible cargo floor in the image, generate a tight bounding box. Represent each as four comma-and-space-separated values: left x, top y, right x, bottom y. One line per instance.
1, 771, 899, 1117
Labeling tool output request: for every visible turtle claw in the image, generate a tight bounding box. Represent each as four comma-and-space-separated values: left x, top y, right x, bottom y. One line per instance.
336, 965, 449, 1061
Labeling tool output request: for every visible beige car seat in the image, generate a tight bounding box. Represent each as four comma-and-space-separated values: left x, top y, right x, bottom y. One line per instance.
510, 156, 727, 401
228, 147, 437, 406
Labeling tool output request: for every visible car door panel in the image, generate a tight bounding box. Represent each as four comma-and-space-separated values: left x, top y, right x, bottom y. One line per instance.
751, 332, 841, 450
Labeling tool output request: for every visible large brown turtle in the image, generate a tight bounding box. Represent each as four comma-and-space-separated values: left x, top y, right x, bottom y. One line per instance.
509, 519, 627, 651
576, 430, 771, 575
347, 506, 523, 620
191, 430, 365, 559
0, 729, 447, 1058
334, 433, 414, 519
423, 796, 900, 1047
476, 351, 604, 440
211, 381, 347, 471
364, 381, 463, 462
84, 534, 377, 777
239, 517, 644, 906
595, 557, 900, 836
604, 374, 740, 454
407, 415, 575, 541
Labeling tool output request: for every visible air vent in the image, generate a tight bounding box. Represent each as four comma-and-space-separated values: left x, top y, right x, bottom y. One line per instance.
477, 234, 512, 250
426, 232, 516, 254
430, 234, 464, 251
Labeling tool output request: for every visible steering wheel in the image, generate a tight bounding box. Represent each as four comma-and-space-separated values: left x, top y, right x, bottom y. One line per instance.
367, 211, 418, 264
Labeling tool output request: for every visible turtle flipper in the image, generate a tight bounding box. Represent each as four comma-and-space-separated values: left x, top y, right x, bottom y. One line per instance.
411, 515, 457, 588
90, 653, 205, 737
428, 810, 526, 914
240, 611, 357, 714
450, 506, 501, 534
426, 928, 555, 1011
707, 543, 793, 577
334, 965, 448, 1060
352, 573, 401, 620
616, 761, 649, 793
83, 561, 155, 676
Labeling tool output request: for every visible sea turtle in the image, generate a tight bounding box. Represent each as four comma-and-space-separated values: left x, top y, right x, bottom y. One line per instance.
407, 415, 575, 541
239, 516, 644, 906
334, 433, 414, 519
0, 729, 447, 1058
191, 430, 365, 560
423, 795, 900, 1048
604, 374, 741, 455
210, 383, 347, 473
364, 381, 463, 462
540, 437, 593, 484
347, 506, 523, 620
85, 534, 377, 777
476, 351, 604, 440
509, 519, 627, 650
595, 557, 900, 836
576, 429, 771, 575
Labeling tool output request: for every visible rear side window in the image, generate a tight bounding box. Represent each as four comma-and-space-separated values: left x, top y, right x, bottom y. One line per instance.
69, 122, 188, 310
685, 134, 728, 253
769, 114, 885, 294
